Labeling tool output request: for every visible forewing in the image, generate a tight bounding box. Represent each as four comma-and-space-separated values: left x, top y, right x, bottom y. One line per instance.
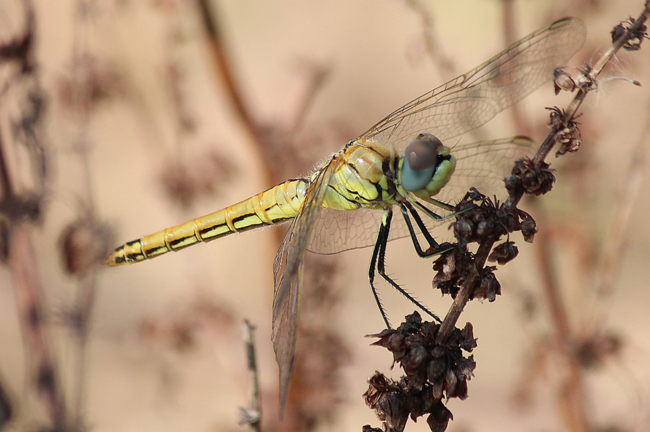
307, 207, 383, 255
442, 137, 534, 200
360, 18, 586, 151
307, 137, 534, 254
272, 158, 341, 414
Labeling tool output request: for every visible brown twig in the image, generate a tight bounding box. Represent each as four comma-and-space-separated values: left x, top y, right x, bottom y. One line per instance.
0, 1, 68, 428
239, 319, 262, 432
531, 199, 590, 432
509, 7, 648, 432
8, 221, 68, 427
582, 110, 649, 336
288, 60, 330, 135
404, 0, 456, 78
0, 377, 11, 427
196, 0, 259, 144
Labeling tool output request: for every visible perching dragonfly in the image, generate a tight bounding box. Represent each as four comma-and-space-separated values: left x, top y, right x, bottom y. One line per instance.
107, 18, 585, 410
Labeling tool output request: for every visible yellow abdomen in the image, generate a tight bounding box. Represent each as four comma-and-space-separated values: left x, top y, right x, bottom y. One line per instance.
107, 178, 308, 266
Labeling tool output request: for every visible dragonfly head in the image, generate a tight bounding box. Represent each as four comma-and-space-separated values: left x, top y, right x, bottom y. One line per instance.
399, 133, 456, 199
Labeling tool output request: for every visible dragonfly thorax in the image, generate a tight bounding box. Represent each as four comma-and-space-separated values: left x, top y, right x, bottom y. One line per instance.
399, 133, 456, 200
320, 140, 397, 211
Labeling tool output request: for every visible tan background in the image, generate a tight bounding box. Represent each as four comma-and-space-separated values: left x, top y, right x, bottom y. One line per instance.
1, 0, 650, 431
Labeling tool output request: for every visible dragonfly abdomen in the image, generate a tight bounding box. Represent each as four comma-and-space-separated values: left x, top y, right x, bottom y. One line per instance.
107, 178, 309, 266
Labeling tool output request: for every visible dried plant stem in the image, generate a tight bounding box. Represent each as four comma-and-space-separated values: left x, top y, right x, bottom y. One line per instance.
405, 0, 457, 77
196, 0, 259, 143
288, 62, 330, 135
68, 275, 97, 423
584, 120, 648, 336
66, 0, 104, 420
0, 2, 69, 426
436, 240, 491, 343
1, 95, 66, 428
532, 201, 590, 432
8, 221, 67, 427
240, 320, 262, 432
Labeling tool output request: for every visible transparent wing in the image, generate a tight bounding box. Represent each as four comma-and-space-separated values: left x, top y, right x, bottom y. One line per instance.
271, 156, 341, 414
359, 18, 586, 152
307, 137, 534, 254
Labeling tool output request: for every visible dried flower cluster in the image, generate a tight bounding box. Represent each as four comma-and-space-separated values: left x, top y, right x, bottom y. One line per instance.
364, 312, 476, 432
611, 16, 649, 50
430, 183, 538, 299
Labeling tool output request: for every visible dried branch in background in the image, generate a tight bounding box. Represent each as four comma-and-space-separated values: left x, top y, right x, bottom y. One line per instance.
0, 378, 11, 428
0, 2, 68, 429
239, 320, 262, 432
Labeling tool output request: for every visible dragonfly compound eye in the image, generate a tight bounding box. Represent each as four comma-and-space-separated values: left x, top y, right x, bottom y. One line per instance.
401, 134, 443, 192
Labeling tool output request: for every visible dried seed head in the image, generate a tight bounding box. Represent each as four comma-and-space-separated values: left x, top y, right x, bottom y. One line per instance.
452, 219, 472, 240
363, 373, 409, 432
504, 174, 524, 196
576, 332, 623, 369
496, 204, 521, 233
488, 241, 519, 265
427, 402, 453, 432
472, 267, 501, 302
556, 137, 582, 156
427, 358, 446, 380
365, 313, 477, 432
612, 17, 648, 51
520, 212, 537, 242
611, 22, 627, 44
511, 158, 555, 196
450, 189, 505, 245
432, 248, 463, 298
546, 106, 582, 157
553, 67, 578, 94
574, 65, 598, 93
60, 219, 113, 276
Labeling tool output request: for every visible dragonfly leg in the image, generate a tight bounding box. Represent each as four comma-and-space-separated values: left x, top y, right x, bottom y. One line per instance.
419, 197, 455, 213
411, 199, 478, 223
369, 210, 393, 329
412, 200, 451, 221
400, 202, 444, 257
373, 208, 443, 324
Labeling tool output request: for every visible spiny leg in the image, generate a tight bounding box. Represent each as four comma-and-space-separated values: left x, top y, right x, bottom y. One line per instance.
416, 197, 454, 213
371, 208, 442, 324
411, 198, 476, 223
400, 202, 440, 257
400, 201, 457, 258
369, 210, 393, 329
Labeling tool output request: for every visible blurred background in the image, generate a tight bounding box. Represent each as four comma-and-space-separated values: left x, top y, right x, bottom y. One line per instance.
0, 0, 649, 431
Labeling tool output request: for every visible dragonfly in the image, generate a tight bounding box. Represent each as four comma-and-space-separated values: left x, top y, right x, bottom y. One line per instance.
107, 18, 585, 412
